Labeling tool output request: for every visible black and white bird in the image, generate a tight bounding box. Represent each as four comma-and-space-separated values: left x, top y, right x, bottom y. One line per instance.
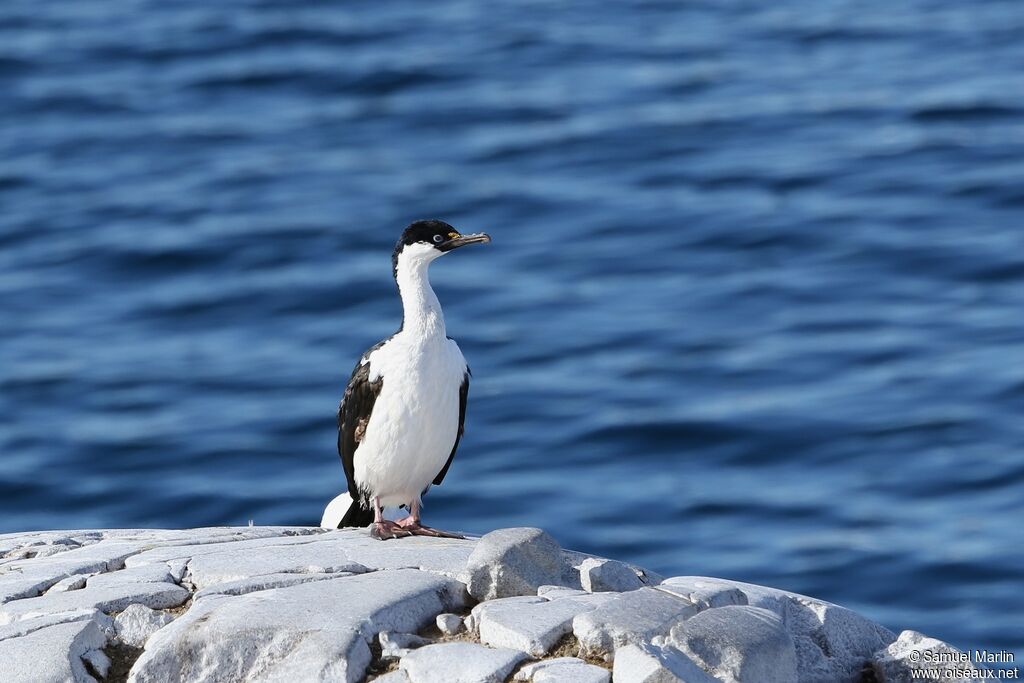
321, 220, 490, 540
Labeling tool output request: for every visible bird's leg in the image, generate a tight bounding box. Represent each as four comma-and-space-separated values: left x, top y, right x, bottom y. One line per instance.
398, 500, 465, 539
369, 496, 412, 541
394, 504, 417, 528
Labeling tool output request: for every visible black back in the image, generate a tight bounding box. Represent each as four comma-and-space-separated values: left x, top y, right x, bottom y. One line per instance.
336, 340, 386, 521
433, 371, 470, 486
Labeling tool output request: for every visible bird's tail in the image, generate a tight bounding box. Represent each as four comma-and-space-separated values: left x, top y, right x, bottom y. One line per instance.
320, 492, 375, 529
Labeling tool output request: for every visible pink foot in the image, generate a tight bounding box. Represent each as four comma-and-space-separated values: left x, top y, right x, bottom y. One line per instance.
370, 520, 413, 540
403, 524, 465, 539
395, 515, 418, 529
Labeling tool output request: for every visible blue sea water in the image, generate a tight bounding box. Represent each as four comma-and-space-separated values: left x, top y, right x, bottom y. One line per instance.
1, 0, 1022, 661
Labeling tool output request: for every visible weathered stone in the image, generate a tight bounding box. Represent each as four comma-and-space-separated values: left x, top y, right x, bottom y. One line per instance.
474, 592, 616, 656
0, 526, 971, 683
86, 564, 174, 589
113, 604, 174, 648
0, 580, 189, 624
380, 631, 434, 659
0, 617, 108, 683
573, 587, 697, 659
46, 575, 90, 593
538, 586, 589, 600
0, 609, 112, 642
612, 643, 717, 683
657, 577, 748, 609
515, 656, 611, 683
193, 571, 351, 599
579, 558, 643, 593
129, 530, 475, 585
0, 541, 146, 604
83, 647, 112, 679
121, 530, 329, 568
663, 576, 894, 683
871, 630, 987, 682
0, 528, 317, 604
466, 528, 569, 601
435, 612, 463, 636
165, 558, 189, 583
465, 596, 541, 636
399, 642, 528, 683
129, 569, 465, 683
184, 541, 368, 589
373, 671, 412, 683
671, 605, 797, 683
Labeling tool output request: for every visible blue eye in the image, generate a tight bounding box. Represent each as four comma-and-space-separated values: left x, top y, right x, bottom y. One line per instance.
433, 234, 443, 243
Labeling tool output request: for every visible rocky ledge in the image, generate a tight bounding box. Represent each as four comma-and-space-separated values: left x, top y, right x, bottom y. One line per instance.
0, 526, 982, 683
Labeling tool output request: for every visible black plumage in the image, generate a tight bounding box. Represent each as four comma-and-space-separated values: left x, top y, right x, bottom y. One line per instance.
336, 342, 386, 527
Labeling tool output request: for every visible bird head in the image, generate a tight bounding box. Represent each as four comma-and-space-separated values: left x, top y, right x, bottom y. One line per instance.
392, 219, 491, 276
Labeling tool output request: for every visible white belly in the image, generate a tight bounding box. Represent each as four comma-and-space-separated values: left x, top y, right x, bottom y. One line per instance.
353, 334, 466, 507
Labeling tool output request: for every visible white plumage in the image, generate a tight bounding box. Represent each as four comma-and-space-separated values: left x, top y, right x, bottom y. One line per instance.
357, 333, 466, 507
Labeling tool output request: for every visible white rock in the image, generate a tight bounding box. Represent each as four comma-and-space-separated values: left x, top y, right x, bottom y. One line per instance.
0, 609, 113, 641
0, 541, 147, 603
579, 558, 643, 593
466, 528, 571, 601
113, 604, 174, 648
871, 630, 987, 682
165, 558, 190, 583
663, 576, 894, 683
538, 586, 589, 600
45, 575, 90, 593
0, 580, 189, 624
612, 643, 717, 683
129, 569, 466, 683
86, 563, 174, 589
657, 577, 748, 609
399, 642, 528, 683
516, 656, 611, 683
0, 617, 108, 683
435, 613, 463, 636
474, 593, 616, 656
121, 530, 330, 568
134, 530, 475, 585
193, 571, 352, 599
83, 647, 111, 679
572, 587, 697, 659
184, 540, 368, 589
465, 595, 542, 636
0, 526, 966, 683
671, 605, 797, 683
380, 631, 433, 659
1, 528, 313, 604
373, 671, 412, 683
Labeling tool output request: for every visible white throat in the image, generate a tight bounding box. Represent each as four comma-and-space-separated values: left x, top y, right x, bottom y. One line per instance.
395, 243, 446, 339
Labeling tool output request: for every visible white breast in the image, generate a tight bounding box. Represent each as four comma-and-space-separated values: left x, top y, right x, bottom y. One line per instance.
353, 333, 467, 507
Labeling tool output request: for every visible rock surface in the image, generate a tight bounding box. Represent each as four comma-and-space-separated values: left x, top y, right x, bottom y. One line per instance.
872, 630, 988, 682
573, 587, 699, 658
612, 642, 718, 683
0, 526, 984, 683
516, 657, 611, 682
466, 527, 571, 601
579, 558, 643, 593
670, 605, 797, 683
112, 604, 174, 648
400, 641, 528, 683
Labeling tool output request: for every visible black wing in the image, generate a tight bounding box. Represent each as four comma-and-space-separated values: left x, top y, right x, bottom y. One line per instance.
337, 345, 384, 504
433, 371, 470, 486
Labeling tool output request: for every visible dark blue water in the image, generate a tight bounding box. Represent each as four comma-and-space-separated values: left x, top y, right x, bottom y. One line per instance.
2, 0, 1022, 661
